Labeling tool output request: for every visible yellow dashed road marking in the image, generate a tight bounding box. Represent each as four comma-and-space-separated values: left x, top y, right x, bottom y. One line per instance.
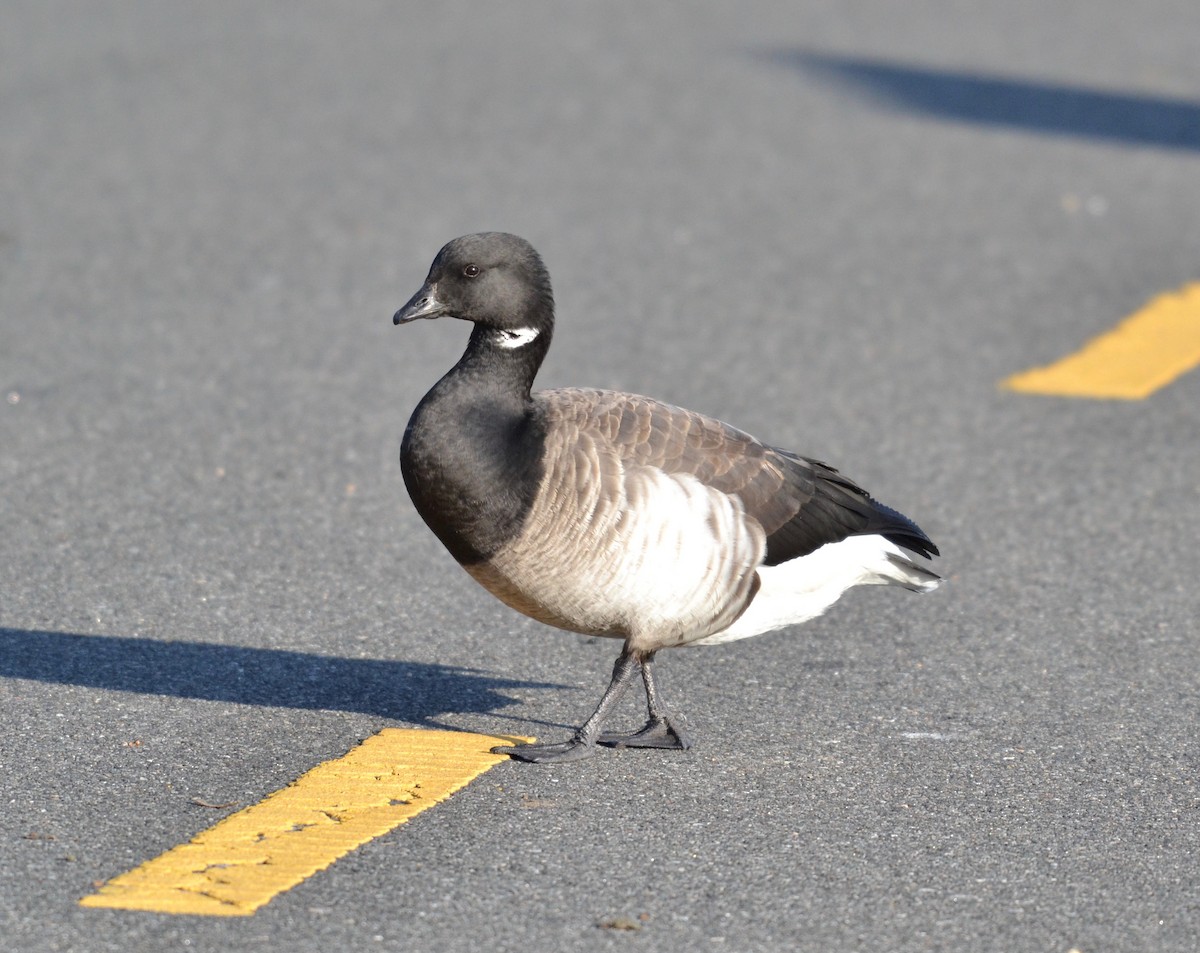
1003, 282, 1200, 399
80, 728, 530, 916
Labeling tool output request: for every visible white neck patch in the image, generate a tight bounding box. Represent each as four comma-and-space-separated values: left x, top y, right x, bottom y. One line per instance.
495, 327, 540, 349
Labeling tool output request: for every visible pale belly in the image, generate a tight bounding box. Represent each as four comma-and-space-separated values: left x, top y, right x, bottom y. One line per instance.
461, 466, 766, 651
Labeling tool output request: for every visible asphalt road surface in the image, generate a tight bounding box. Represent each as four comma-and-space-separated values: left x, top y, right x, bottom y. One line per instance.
3, 3, 1200, 951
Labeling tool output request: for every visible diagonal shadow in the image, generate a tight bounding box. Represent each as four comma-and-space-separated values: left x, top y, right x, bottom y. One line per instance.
766, 49, 1200, 152
0, 628, 566, 727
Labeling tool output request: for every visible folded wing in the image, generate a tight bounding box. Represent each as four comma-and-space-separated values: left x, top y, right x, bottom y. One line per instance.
540, 388, 939, 565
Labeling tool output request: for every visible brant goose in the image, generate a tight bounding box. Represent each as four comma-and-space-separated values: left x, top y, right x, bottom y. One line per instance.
394, 232, 940, 763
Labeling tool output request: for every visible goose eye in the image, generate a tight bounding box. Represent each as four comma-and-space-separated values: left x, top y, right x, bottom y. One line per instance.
463, 264, 480, 278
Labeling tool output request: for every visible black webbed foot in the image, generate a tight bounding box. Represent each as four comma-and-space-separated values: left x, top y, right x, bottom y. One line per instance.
597, 716, 691, 750
491, 737, 600, 763
492, 647, 693, 763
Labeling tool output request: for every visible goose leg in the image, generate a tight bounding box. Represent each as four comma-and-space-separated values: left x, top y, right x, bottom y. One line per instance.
492, 648, 642, 763
598, 651, 691, 750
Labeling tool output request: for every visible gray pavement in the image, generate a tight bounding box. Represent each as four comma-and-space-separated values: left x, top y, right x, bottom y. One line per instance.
3, 3, 1200, 951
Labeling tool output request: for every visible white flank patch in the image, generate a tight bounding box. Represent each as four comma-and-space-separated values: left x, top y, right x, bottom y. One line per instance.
495, 327, 540, 349
483, 464, 763, 649
692, 534, 937, 646
609, 468, 762, 642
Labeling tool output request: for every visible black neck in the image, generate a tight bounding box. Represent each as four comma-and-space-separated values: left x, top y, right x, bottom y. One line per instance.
452, 322, 551, 401
400, 320, 553, 564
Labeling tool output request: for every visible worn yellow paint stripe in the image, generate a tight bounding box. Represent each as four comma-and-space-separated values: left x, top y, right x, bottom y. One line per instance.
80, 728, 530, 916
1003, 282, 1200, 399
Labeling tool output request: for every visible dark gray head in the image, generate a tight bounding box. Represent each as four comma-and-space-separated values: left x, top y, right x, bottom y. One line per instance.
393, 233, 555, 341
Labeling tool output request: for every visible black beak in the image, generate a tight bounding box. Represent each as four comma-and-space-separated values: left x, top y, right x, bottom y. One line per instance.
393, 283, 446, 325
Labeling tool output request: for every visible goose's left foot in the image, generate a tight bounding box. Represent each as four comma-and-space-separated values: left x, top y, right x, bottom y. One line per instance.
491, 736, 600, 763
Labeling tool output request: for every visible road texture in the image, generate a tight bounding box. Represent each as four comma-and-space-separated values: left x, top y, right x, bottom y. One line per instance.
3, 2, 1199, 951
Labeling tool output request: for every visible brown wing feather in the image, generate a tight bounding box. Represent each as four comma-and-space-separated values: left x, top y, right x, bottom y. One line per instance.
536, 388, 938, 566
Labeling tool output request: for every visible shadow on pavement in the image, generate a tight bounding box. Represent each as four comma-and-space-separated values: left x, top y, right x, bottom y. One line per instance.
0, 627, 566, 727
767, 48, 1200, 152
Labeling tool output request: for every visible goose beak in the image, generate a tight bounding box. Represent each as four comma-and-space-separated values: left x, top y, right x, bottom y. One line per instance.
394, 283, 446, 325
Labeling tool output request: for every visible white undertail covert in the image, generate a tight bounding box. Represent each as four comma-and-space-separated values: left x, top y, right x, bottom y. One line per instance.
693, 534, 940, 645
